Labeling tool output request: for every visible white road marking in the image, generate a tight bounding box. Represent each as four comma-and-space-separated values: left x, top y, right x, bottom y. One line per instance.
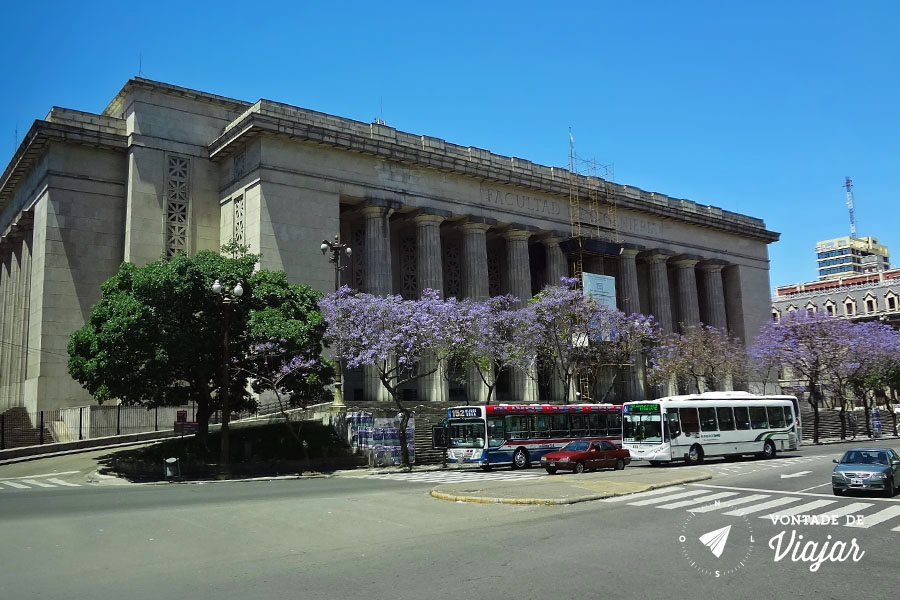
758, 499, 836, 520
0, 470, 79, 482
722, 496, 805, 516
20, 479, 55, 488
689, 494, 771, 513
628, 489, 709, 506
688, 483, 900, 503
779, 471, 812, 479
845, 505, 900, 529
656, 492, 737, 510
0, 481, 30, 489
46, 478, 81, 487
813, 502, 873, 520
600, 487, 685, 502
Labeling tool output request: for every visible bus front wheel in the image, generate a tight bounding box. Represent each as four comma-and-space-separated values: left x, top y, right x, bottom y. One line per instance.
512, 448, 530, 469
687, 445, 704, 465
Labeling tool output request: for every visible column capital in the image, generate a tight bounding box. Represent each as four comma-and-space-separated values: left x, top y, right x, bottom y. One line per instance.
360, 204, 390, 217
461, 221, 493, 233
639, 249, 675, 264
670, 254, 702, 268
697, 259, 728, 272
620, 247, 641, 259
503, 229, 533, 242
413, 213, 446, 226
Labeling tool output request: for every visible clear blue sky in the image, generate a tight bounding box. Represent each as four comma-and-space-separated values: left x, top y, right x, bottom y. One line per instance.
2, 1, 897, 292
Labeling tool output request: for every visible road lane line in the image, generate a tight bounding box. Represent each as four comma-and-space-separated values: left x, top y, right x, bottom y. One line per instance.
722, 496, 805, 516
656, 492, 737, 509
600, 487, 685, 502
628, 489, 709, 506
845, 505, 900, 529
688, 494, 771, 513
0, 471, 79, 482
688, 483, 900, 503
758, 500, 836, 520
0, 481, 30, 489
45, 478, 81, 487
21, 479, 55, 488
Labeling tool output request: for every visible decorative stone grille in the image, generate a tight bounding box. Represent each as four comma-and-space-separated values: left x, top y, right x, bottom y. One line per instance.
233, 195, 245, 246
488, 251, 501, 297
165, 156, 190, 258
352, 227, 365, 290
400, 234, 417, 299
443, 241, 461, 299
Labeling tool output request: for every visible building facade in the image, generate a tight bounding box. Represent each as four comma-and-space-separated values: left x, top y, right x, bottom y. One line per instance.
816, 235, 890, 280
0, 78, 779, 412
773, 268, 900, 327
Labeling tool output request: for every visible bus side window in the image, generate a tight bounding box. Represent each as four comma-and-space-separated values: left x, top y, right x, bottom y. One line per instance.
767, 406, 786, 428
749, 406, 769, 429
590, 413, 606, 436
666, 409, 681, 439
716, 407, 735, 430
571, 414, 587, 437
550, 414, 569, 438
733, 406, 751, 430
698, 407, 718, 432
607, 412, 622, 435
487, 418, 505, 448
783, 406, 794, 428
506, 415, 529, 440
532, 415, 550, 439
679, 408, 700, 435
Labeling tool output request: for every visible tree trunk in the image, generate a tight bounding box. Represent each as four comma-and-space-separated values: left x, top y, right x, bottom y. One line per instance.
397, 408, 412, 468
808, 383, 820, 445
838, 406, 846, 440
195, 387, 213, 447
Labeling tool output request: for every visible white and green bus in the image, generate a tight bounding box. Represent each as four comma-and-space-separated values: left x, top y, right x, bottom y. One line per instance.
622, 392, 800, 465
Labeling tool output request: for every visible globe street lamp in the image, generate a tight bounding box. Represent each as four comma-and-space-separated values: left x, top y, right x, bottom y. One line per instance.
212, 278, 243, 478
320, 235, 352, 410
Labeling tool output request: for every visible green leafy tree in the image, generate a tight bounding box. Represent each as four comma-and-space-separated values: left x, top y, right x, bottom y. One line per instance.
67, 248, 332, 445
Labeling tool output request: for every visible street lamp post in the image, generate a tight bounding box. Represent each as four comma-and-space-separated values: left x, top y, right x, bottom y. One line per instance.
212, 279, 243, 478
321, 234, 352, 411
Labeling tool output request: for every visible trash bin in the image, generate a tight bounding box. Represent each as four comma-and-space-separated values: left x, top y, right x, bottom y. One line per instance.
164, 457, 181, 479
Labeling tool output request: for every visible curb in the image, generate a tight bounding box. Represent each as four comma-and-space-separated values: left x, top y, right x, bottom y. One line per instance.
429, 473, 713, 506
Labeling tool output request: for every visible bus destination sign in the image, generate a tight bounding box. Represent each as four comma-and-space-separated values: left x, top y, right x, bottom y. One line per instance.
448, 407, 481, 419
624, 403, 659, 414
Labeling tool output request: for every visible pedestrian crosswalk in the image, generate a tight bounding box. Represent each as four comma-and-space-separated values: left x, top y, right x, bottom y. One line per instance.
605, 484, 900, 532
366, 470, 544, 484
703, 454, 830, 476
0, 471, 84, 491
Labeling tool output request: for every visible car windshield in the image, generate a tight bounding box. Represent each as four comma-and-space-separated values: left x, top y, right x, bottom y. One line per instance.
841, 451, 889, 465
561, 441, 590, 452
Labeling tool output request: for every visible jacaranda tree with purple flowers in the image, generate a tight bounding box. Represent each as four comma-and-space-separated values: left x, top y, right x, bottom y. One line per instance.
750, 311, 856, 444
844, 320, 900, 438
319, 287, 465, 467
453, 295, 537, 405
648, 325, 748, 393
525, 278, 660, 403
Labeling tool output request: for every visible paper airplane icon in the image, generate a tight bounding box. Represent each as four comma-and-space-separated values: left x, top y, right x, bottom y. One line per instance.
698, 525, 731, 558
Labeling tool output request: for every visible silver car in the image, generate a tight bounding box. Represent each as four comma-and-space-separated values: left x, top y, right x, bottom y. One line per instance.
832, 447, 900, 497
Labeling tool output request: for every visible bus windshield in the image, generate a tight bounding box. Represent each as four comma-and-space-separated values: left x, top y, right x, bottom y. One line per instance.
624, 413, 663, 443
448, 420, 486, 448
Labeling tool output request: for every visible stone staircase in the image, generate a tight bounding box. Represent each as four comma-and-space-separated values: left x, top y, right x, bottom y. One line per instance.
0, 407, 56, 449
799, 402, 897, 442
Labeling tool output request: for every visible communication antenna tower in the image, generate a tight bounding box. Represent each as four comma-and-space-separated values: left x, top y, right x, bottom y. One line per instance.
845, 176, 856, 237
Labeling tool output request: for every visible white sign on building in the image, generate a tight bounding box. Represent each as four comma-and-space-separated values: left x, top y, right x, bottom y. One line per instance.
582, 272, 617, 310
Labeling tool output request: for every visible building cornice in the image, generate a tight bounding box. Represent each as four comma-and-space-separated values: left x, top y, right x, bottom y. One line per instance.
209, 100, 780, 244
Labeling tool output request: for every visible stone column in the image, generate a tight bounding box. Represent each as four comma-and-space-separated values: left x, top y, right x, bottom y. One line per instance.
672, 256, 701, 330
542, 236, 568, 402
505, 229, 537, 402
643, 251, 674, 334
619, 247, 645, 401
415, 213, 448, 402
462, 221, 491, 403
543, 236, 568, 288
362, 205, 392, 402
698, 261, 728, 331
0, 245, 11, 406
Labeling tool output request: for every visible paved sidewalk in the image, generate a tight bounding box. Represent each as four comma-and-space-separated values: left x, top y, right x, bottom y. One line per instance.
430, 468, 712, 505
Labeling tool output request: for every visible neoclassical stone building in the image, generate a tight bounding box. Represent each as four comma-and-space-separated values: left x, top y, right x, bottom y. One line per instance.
0, 78, 779, 412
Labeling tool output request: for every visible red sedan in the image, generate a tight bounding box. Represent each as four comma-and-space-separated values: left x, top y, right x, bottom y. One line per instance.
540, 440, 631, 474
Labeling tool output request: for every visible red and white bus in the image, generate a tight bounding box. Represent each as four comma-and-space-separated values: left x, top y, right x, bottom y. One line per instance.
445, 404, 623, 469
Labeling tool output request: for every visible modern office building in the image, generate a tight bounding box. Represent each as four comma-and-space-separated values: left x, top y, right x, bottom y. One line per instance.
815, 235, 890, 280
0, 78, 780, 412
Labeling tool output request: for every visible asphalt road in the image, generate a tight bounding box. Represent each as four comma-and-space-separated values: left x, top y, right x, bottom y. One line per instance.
1, 441, 898, 600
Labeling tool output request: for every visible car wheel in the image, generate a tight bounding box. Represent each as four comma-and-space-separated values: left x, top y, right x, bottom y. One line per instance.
574, 462, 585, 474
480, 464, 492, 472
687, 444, 704, 465
545, 467, 557, 475
886, 478, 896, 498
615, 458, 626, 470
763, 440, 776, 459
833, 487, 844, 496
512, 448, 529, 470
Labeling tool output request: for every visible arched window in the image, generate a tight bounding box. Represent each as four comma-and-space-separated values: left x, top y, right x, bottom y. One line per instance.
823, 299, 836, 316
805, 302, 817, 315
772, 308, 781, 323
844, 297, 856, 317
863, 293, 877, 314
885, 291, 898, 313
